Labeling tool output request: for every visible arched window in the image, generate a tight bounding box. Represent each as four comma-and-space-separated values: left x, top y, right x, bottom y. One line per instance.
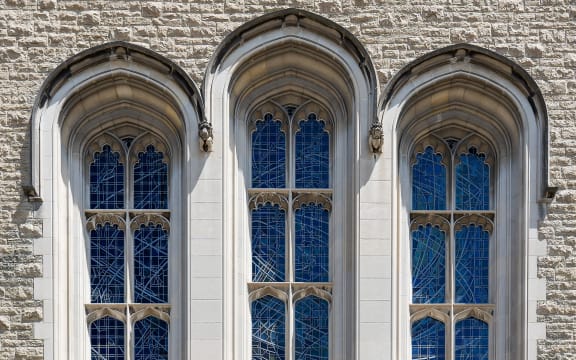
248, 102, 332, 359
410, 133, 494, 359
86, 133, 171, 358
382, 45, 550, 360
29, 42, 205, 359
204, 9, 378, 359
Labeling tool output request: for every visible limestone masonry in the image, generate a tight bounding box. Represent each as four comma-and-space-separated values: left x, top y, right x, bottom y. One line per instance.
0, 1, 575, 359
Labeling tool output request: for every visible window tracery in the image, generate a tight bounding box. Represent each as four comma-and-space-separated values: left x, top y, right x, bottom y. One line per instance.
410, 132, 494, 360
248, 101, 332, 360
85, 132, 171, 359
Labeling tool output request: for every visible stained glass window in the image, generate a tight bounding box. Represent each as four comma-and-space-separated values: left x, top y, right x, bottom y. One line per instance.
90, 223, 125, 303
295, 204, 329, 283
134, 224, 169, 303
455, 318, 489, 360
412, 317, 446, 360
412, 146, 446, 210
252, 203, 286, 282
252, 296, 286, 360
87, 135, 171, 358
412, 224, 446, 304
249, 103, 332, 359
134, 145, 168, 209
295, 296, 329, 360
90, 145, 124, 209
456, 148, 489, 210
410, 135, 493, 359
90, 317, 125, 360
295, 114, 329, 189
455, 225, 489, 304
134, 316, 169, 360
252, 114, 286, 188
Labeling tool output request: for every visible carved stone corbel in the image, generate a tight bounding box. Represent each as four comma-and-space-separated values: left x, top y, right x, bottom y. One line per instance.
198, 120, 214, 152
369, 122, 383, 153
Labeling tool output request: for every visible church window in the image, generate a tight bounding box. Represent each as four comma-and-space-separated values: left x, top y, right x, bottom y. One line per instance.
410, 134, 494, 360
86, 134, 171, 359
249, 103, 332, 360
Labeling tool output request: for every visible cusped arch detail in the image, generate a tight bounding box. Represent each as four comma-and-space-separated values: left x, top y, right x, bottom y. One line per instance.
27, 41, 209, 201
380, 43, 552, 196
204, 8, 378, 140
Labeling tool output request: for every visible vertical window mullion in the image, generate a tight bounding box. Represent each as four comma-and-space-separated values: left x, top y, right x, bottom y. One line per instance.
287, 287, 294, 360
287, 192, 294, 284
449, 151, 455, 360
126, 307, 132, 360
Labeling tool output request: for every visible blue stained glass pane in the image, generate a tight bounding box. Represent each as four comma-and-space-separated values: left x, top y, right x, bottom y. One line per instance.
295, 296, 329, 360
90, 317, 125, 360
412, 146, 446, 210
412, 317, 445, 360
455, 225, 489, 303
252, 114, 286, 188
90, 224, 124, 303
134, 145, 168, 209
295, 204, 329, 282
456, 149, 490, 210
134, 316, 169, 360
134, 224, 168, 303
412, 224, 446, 304
90, 145, 124, 209
252, 204, 286, 282
252, 296, 286, 360
295, 114, 329, 189
455, 318, 489, 360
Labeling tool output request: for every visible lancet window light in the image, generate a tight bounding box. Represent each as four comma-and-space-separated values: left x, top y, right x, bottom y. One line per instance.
85, 132, 171, 359
248, 101, 332, 360
410, 132, 494, 360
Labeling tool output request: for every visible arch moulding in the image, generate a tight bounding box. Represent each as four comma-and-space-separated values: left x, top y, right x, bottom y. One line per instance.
204, 8, 378, 360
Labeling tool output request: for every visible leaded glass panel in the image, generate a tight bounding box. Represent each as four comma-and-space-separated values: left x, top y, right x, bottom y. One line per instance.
456, 149, 489, 211
294, 296, 329, 360
295, 204, 329, 283
134, 316, 169, 360
455, 225, 489, 304
412, 224, 446, 304
134, 145, 168, 209
90, 145, 125, 209
295, 114, 329, 189
252, 114, 286, 188
412, 146, 446, 210
252, 296, 286, 360
252, 203, 286, 282
249, 103, 333, 358
90, 223, 125, 303
134, 224, 168, 303
455, 318, 489, 360
412, 317, 446, 360
90, 317, 125, 360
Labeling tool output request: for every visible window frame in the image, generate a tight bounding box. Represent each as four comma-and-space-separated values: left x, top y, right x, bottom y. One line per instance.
83, 130, 175, 359
246, 100, 335, 359
75, 125, 182, 359
407, 131, 497, 360
381, 45, 551, 360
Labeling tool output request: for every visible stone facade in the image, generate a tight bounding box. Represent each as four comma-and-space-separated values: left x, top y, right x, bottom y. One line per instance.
0, 1, 574, 359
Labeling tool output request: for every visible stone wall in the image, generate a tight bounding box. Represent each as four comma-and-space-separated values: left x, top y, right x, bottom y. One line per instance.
0, 1, 575, 359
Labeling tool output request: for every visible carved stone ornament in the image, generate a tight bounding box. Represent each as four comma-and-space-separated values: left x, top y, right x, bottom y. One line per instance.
198, 120, 214, 152
369, 122, 384, 153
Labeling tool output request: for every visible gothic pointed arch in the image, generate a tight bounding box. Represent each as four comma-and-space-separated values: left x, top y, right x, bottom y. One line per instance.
381, 44, 551, 360
27, 41, 208, 201
28, 42, 204, 359
205, 9, 377, 360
